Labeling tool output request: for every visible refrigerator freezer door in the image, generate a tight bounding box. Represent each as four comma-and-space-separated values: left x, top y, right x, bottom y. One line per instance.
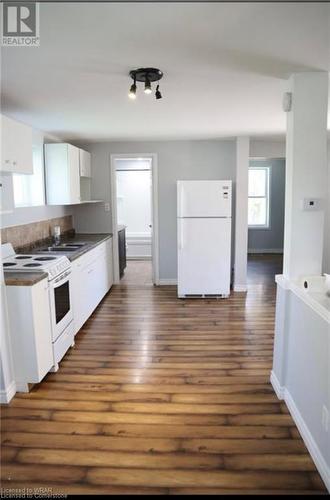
177, 180, 232, 218
177, 217, 231, 296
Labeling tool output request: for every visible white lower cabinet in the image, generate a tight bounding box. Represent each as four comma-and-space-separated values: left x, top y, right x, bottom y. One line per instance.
72, 238, 113, 335
6, 277, 54, 392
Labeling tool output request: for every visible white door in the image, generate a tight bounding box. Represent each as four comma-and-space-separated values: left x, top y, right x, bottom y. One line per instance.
177, 217, 231, 296
177, 180, 232, 218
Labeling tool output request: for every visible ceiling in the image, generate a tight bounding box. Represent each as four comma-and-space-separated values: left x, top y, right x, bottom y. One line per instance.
2, 2, 330, 142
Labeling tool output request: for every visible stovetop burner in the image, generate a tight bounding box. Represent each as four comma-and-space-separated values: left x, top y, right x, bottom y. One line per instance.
2, 243, 71, 279
34, 256, 57, 261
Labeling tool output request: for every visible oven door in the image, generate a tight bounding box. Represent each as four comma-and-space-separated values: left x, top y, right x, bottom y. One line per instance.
49, 270, 73, 342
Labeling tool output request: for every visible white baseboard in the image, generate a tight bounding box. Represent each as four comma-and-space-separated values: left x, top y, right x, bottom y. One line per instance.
270, 371, 330, 493
0, 381, 16, 404
233, 284, 247, 292
270, 370, 284, 399
284, 389, 330, 493
158, 279, 177, 286
127, 256, 152, 261
248, 248, 283, 254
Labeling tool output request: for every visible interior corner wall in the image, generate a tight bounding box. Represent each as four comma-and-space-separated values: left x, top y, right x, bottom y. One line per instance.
72, 139, 236, 281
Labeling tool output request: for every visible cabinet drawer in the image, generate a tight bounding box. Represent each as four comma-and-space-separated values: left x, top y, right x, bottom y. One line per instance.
53, 321, 74, 364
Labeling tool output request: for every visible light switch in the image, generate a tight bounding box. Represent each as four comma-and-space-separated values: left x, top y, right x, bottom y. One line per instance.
301, 198, 322, 211
104, 202, 110, 212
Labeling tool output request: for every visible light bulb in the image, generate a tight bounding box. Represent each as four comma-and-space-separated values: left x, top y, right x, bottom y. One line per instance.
128, 83, 137, 99
144, 78, 152, 94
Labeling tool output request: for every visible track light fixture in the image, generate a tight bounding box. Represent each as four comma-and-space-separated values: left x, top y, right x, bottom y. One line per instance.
129, 67, 163, 100
144, 77, 152, 94
128, 76, 137, 99
155, 85, 162, 100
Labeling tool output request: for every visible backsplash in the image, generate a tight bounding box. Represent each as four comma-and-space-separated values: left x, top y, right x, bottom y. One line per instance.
1, 215, 74, 251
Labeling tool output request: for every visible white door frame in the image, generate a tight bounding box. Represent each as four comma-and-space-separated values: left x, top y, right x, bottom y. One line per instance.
110, 153, 159, 285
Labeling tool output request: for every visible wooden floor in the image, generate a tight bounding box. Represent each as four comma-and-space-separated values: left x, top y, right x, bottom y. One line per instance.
120, 259, 153, 285
1, 255, 327, 495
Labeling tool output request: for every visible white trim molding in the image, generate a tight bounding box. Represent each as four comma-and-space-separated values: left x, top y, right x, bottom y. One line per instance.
270, 370, 285, 400
158, 279, 177, 286
248, 248, 283, 254
233, 284, 247, 292
284, 389, 330, 493
271, 371, 330, 492
0, 381, 16, 404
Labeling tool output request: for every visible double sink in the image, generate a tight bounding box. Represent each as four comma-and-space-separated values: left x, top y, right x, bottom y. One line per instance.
37, 242, 88, 253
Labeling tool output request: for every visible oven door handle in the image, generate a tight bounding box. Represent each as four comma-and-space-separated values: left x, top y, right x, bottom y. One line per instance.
53, 270, 71, 286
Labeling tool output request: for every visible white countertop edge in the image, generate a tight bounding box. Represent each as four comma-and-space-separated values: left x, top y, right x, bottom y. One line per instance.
275, 274, 330, 324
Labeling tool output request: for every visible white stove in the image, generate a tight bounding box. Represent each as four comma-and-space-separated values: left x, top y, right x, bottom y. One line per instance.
2, 242, 74, 370
2, 243, 70, 280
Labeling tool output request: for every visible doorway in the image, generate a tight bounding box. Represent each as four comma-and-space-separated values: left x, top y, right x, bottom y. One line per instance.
110, 154, 159, 285
247, 157, 286, 285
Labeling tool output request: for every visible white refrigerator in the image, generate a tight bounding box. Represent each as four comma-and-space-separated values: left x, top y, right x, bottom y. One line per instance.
177, 180, 232, 298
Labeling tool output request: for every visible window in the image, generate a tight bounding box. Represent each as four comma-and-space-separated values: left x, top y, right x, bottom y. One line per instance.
248, 166, 270, 228
13, 146, 45, 207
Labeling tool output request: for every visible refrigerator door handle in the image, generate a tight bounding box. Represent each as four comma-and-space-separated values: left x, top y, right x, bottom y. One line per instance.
179, 184, 185, 216
178, 220, 184, 250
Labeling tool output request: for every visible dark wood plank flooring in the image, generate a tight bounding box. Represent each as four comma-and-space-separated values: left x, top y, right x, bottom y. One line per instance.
1, 255, 327, 495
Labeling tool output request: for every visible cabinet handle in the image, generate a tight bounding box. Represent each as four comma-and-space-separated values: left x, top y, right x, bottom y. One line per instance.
13, 161, 17, 166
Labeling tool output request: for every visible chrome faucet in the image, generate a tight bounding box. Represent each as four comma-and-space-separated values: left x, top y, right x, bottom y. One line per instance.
53, 225, 61, 246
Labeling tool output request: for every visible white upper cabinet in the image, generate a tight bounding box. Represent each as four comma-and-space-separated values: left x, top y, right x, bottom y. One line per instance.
45, 143, 81, 205
1, 115, 33, 174
79, 148, 91, 177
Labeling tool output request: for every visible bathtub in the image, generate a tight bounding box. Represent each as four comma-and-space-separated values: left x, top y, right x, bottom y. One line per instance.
126, 232, 152, 259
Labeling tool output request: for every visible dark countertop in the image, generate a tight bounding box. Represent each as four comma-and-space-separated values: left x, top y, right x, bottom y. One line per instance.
4, 271, 48, 287
4, 233, 112, 286
47, 233, 113, 262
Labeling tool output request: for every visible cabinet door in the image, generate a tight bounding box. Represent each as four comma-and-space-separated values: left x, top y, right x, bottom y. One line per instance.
79, 149, 91, 177
72, 242, 113, 336
1, 115, 33, 174
68, 145, 81, 203
15, 120, 33, 174
72, 258, 92, 334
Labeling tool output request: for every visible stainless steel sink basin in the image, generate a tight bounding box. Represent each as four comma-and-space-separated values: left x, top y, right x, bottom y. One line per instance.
48, 246, 80, 252
37, 242, 88, 253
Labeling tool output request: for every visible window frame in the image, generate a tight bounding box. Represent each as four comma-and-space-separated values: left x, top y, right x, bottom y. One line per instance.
248, 165, 271, 230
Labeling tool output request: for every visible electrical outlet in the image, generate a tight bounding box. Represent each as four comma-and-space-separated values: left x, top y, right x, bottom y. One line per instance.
322, 405, 329, 432
104, 203, 110, 212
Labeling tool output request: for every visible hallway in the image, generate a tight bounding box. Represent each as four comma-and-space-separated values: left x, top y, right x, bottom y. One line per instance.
0, 256, 326, 494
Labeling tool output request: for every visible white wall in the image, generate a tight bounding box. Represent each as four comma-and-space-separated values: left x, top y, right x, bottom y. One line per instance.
73, 139, 236, 280
272, 281, 330, 491
0, 129, 72, 229
248, 158, 286, 253
323, 139, 330, 273
116, 166, 152, 237
250, 138, 286, 158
